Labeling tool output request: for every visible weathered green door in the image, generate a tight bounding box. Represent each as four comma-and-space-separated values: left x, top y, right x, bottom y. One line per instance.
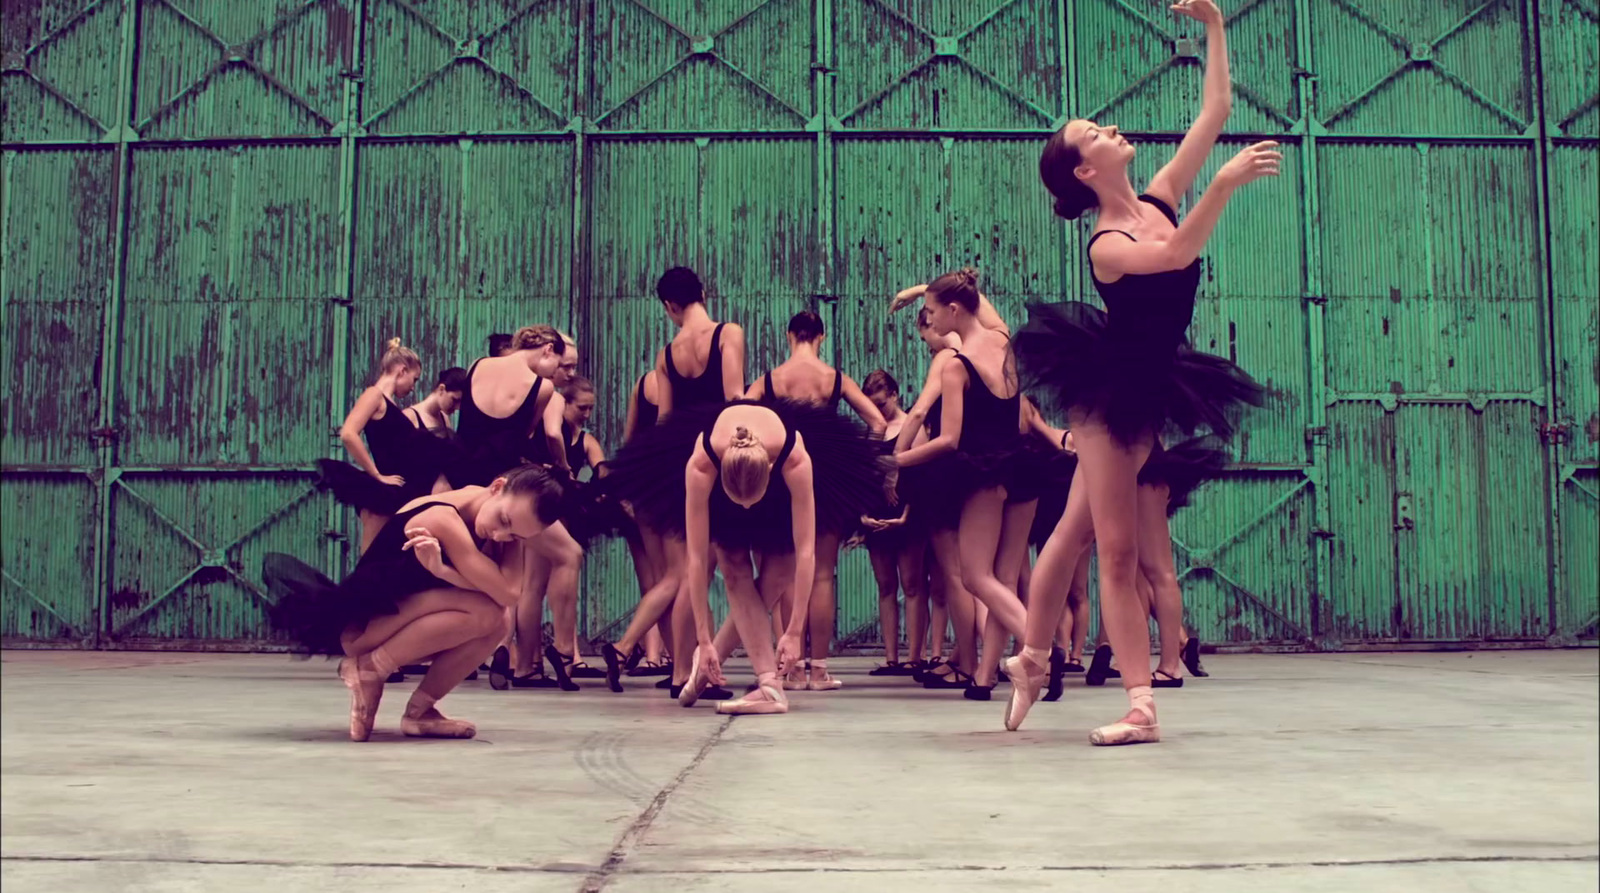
2, 0, 1594, 650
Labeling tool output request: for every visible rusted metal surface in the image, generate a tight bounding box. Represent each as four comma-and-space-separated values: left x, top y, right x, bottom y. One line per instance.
0, 0, 1593, 650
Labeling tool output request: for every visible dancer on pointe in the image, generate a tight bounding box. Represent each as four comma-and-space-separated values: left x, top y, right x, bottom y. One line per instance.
894, 270, 1039, 701
604, 398, 885, 714
263, 465, 566, 741
1003, 0, 1269, 743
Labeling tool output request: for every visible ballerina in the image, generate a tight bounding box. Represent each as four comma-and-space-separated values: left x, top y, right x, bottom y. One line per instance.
1004, 0, 1271, 742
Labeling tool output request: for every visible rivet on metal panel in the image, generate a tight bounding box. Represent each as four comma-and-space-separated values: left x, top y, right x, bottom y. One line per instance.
457, 39, 480, 58
1409, 43, 1432, 63
1174, 37, 1199, 59
691, 36, 714, 54
933, 36, 960, 56
1, 52, 26, 72
1379, 393, 1399, 412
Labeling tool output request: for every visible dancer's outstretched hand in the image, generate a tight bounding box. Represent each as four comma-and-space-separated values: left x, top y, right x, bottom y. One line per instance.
699, 646, 726, 687
1171, 0, 1224, 25
402, 526, 444, 575
775, 633, 803, 677
888, 284, 927, 315
1217, 141, 1281, 187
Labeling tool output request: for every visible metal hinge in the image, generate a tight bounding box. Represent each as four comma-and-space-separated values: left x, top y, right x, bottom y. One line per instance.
89, 426, 120, 443
1305, 425, 1329, 447
1538, 422, 1571, 445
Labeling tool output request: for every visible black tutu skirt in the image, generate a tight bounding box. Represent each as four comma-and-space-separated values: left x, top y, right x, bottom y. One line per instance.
1139, 435, 1230, 517
605, 399, 889, 553
262, 504, 457, 655
1028, 449, 1080, 547
898, 437, 1043, 531
559, 476, 631, 548
318, 427, 464, 515
1014, 302, 1265, 446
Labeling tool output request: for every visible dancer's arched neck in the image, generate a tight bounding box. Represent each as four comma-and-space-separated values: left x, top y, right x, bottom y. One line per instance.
678, 302, 714, 329
1094, 176, 1143, 223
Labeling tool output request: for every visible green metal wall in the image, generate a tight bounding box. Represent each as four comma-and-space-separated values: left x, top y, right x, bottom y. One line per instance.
2, 0, 1595, 651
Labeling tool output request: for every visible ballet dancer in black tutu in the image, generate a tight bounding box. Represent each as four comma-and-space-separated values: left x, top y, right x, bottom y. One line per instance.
1003, 0, 1271, 742
605, 397, 887, 715
264, 465, 566, 741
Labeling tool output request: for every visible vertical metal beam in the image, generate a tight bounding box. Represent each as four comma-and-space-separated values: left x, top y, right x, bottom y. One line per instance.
1060, 0, 1079, 301
326, 0, 366, 578
93, 0, 142, 648
1526, 0, 1565, 641
815, 0, 834, 361
569, 0, 593, 634
1294, 0, 1333, 648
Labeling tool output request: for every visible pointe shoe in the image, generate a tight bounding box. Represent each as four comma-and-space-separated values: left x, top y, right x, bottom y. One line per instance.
678, 647, 710, 707
782, 660, 809, 691
338, 656, 386, 742
1089, 699, 1160, 746
401, 713, 477, 739
716, 680, 789, 715
1001, 653, 1047, 732
807, 661, 842, 692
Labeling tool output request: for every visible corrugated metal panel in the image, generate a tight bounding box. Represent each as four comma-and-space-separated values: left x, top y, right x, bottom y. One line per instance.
1548, 143, 1598, 464
1395, 404, 1550, 641
108, 473, 321, 644
1, 1, 1587, 651
0, 0, 124, 142
1175, 472, 1313, 645
1, 475, 99, 642
1538, 0, 1600, 139
363, 0, 574, 135
135, 0, 353, 139
1073, 0, 1198, 132
1311, 0, 1531, 135
124, 145, 346, 303
2, 148, 114, 467
1561, 470, 1598, 640
1325, 402, 1396, 642
592, 0, 812, 131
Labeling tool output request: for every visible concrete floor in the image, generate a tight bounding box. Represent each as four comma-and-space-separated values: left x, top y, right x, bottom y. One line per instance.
1, 649, 1596, 893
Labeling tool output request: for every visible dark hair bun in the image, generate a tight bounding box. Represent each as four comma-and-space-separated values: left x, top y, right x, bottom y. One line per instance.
1053, 193, 1093, 220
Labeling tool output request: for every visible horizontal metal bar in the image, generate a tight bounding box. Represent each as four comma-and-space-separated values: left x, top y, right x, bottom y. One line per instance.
5, 129, 1554, 149
1327, 391, 1545, 406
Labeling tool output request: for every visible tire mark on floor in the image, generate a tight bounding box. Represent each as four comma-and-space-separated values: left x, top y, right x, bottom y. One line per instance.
577, 715, 732, 893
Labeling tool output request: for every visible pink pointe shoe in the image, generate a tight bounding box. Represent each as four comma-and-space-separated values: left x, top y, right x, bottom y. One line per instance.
717, 678, 789, 715
1089, 687, 1160, 746
807, 659, 842, 692
400, 691, 477, 739
678, 646, 711, 707
338, 651, 392, 742
1001, 650, 1048, 732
